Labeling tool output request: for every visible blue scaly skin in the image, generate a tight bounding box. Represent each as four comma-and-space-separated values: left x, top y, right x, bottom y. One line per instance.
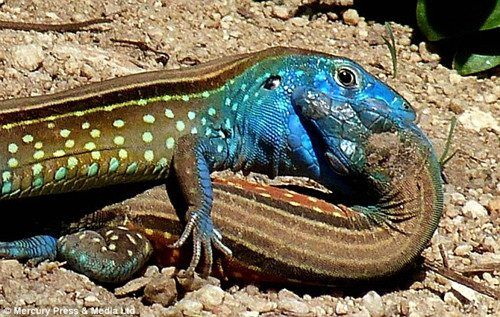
0, 47, 439, 282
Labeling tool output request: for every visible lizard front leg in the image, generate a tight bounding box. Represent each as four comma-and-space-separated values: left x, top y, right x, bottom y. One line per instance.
168, 134, 232, 277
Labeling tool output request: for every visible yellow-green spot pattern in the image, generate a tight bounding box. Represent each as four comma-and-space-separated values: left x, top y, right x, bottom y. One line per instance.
87, 163, 99, 177
67, 157, 78, 169
108, 157, 120, 173
142, 132, 153, 143
8, 143, 18, 154
54, 167, 67, 181
126, 162, 138, 174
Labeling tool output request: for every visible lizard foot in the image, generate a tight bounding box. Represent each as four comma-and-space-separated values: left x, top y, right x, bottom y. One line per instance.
170, 212, 232, 277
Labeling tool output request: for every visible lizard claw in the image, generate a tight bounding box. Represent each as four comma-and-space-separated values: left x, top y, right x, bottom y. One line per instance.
170, 212, 232, 277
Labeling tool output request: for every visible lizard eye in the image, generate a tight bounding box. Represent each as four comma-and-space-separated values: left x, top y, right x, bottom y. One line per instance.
335, 67, 358, 88
263, 75, 281, 90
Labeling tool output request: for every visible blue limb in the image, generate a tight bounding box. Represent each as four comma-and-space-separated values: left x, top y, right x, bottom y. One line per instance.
0, 235, 57, 262
168, 135, 232, 277
57, 227, 153, 283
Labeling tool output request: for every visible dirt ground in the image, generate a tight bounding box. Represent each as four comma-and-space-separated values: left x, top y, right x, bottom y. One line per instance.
0, 0, 498, 316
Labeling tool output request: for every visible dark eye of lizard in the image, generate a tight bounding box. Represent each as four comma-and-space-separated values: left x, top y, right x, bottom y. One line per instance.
336, 67, 357, 88
263, 75, 281, 90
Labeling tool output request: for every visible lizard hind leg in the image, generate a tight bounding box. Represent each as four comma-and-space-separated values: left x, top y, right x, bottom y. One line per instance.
57, 227, 152, 283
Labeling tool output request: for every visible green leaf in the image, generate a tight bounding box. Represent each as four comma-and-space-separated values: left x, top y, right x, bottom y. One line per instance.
416, 0, 500, 41
481, 0, 500, 30
453, 52, 500, 75
416, 0, 443, 41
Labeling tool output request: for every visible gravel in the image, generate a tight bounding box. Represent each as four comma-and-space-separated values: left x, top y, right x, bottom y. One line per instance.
0, 0, 498, 316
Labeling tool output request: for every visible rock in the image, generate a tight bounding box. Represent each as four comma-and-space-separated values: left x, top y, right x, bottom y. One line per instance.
278, 289, 301, 300
458, 108, 499, 133
175, 298, 203, 315
493, 85, 500, 98
144, 275, 177, 306
418, 42, 440, 62
277, 297, 309, 315
342, 9, 359, 26
193, 285, 225, 310
83, 294, 100, 307
246, 297, 277, 313
114, 276, 152, 296
481, 236, 496, 252
462, 200, 489, 218
454, 244, 473, 257
160, 266, 177, 278
144, 265, 160, 277
176, 270, 219, 292
450, 192, 466, 205
449, 73, 462, 84
9, 44, 44, 71
272, 6, 291, 20
443, 292, 462, 306
350, 308, 371, 317
449, 281, 478, 303
486, 198, 500, 214
448, 99, 465, 114
484, 93, 497, 104
361, 291, 384, 317
290, 17, 309, 27
335, 302, 349, 315
0, 260, 24, 279
326, 12, 339, 21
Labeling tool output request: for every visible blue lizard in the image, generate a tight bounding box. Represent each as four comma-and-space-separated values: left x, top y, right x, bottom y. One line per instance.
0, 47, 439, 282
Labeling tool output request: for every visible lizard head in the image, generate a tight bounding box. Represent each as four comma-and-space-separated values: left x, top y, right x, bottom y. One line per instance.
283, 54, 433, 192
290, 56, 417, 131
224, 49, 427, 195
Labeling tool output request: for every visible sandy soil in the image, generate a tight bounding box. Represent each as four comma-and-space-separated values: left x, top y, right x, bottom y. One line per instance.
0, 0, 498, 316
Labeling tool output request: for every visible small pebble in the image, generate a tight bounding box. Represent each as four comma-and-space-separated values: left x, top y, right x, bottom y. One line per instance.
176, 298, 203, 315
272, 6, 291, 20
487, 198, 499, 214
144, 276, 177, 306
361, 291, 384, 317
9, 44, 44, 71
277, 298, 310, 315
484, 93, 497, 104
290, 17, 309, 27
481, 236, 496, 252
114, 276, 152, 296
454, 244, 473, 256
160, 266, 176, 278
194, 285, 225, 310
449, 281, 478, 303
462, 200, 489, 218
350, 308, 371, 317
0, 260, 24, 279
144, 265, 160, 277
443, 292, 462, 306
335, 302, 349, 315
83, 295, 99, 307
447, 98, 465, 114
458, 108, 500, 133
450, 192, 466, 205
342, 9, 359, 26
449, 73, 462, 84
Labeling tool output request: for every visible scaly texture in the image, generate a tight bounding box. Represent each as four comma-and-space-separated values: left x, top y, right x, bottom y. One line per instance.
0, 47, 442, 282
